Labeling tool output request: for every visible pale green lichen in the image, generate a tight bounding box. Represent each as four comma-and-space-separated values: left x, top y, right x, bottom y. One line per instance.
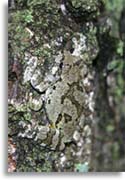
75, 162, 89, 172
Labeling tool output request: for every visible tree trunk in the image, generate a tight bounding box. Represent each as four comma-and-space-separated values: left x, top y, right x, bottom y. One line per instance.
8, 0, 125, 172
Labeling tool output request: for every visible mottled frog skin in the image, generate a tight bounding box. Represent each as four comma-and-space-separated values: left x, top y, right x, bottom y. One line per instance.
45, 51, 86, 147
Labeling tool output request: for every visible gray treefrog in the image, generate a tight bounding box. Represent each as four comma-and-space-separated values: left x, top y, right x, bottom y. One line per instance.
45, 50, 88, 150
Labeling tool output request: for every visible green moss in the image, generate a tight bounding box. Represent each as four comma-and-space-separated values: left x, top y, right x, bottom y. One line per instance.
16, 142, 54, 172
71, 0, 99, 10
66, 0, 104, 21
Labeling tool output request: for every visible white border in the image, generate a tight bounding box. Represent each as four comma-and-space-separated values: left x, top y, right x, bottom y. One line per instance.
0, 0, 125, 179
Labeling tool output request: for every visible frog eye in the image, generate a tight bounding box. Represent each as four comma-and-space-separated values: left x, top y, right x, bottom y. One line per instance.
53, 86, 56, 90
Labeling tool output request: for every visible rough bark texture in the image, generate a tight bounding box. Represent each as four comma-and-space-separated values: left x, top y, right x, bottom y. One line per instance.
8, 0, 125, 172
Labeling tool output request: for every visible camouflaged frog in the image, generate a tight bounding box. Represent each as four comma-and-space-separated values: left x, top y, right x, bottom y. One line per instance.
22, 31, 98, 152
44, 50, 88, 150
